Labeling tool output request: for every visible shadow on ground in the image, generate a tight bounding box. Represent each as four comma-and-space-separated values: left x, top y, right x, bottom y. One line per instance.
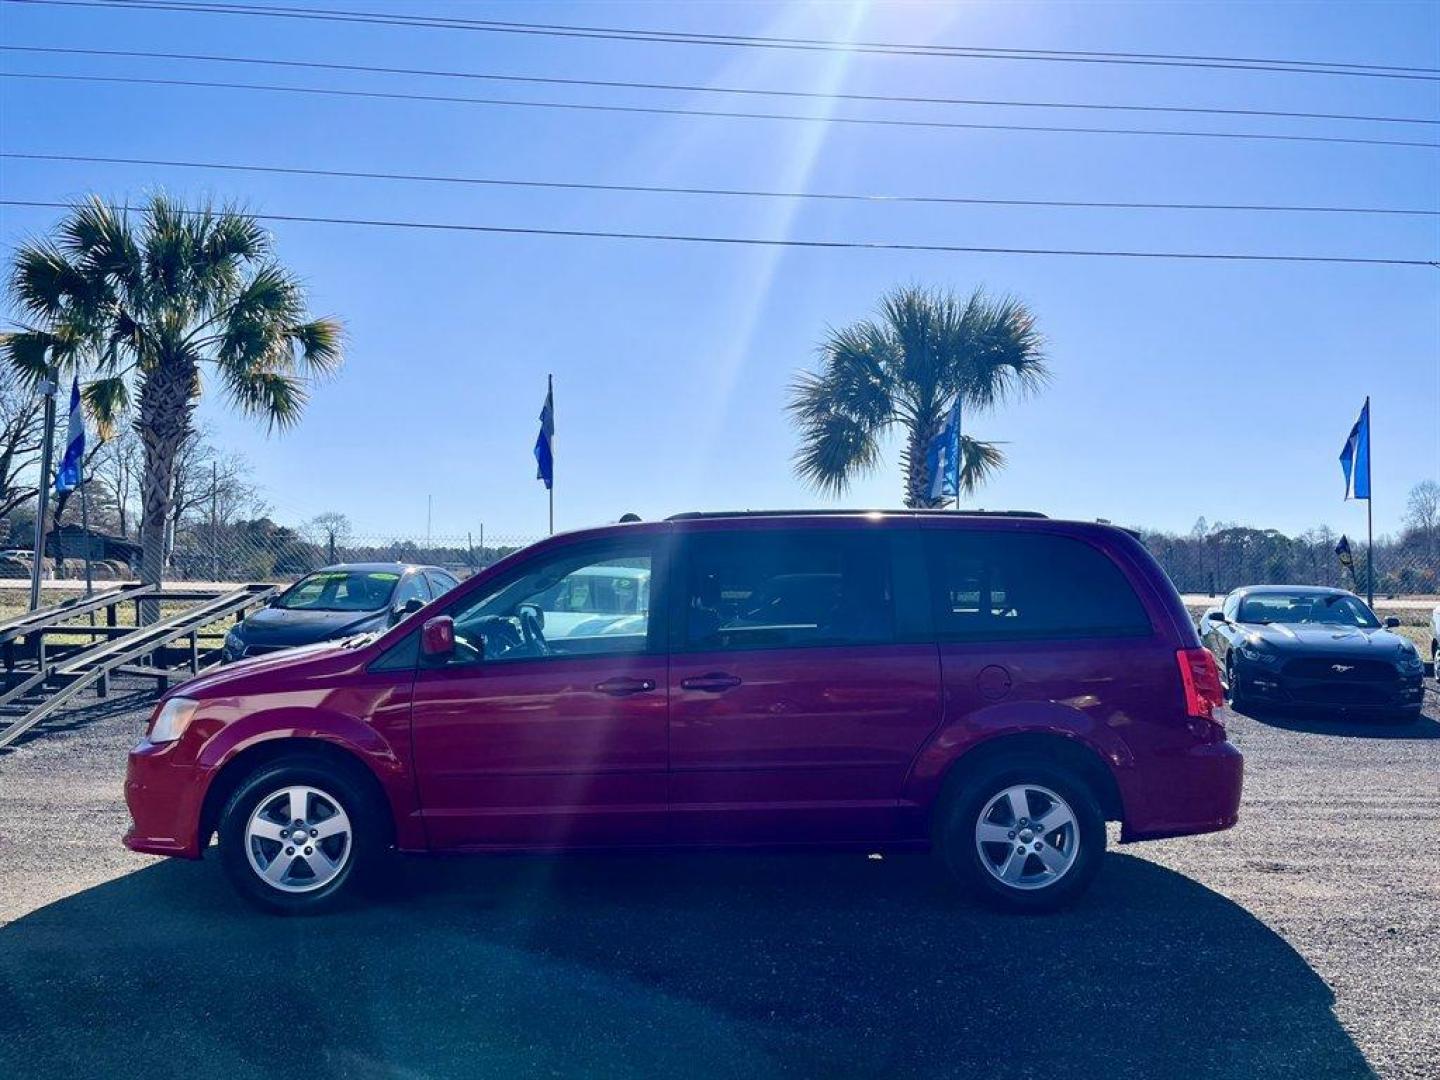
0, 851, 1372, 1079
1235, 694, 1440, 740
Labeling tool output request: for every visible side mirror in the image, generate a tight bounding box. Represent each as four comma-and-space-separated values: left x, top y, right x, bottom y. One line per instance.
1206, 611, 1226, 623
420, 616, 456, 659
1384, 616, 1401, 628
392, 597, 426, 623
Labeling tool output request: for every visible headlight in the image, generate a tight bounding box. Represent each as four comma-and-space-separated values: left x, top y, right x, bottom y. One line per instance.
1238, 643, 1282, 666
148, 697, 199, 744
1398, 647, 1423, 674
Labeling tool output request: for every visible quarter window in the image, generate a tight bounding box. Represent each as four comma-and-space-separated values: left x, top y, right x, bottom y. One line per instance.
681, 530, 894, 651
929, 531, 1151, 641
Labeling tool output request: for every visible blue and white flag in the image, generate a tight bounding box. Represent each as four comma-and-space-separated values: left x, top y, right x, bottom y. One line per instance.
533, 377, 554, 491
924, 402, 961, 504
54, 376, 85, 495
1339, 398, 1370, 501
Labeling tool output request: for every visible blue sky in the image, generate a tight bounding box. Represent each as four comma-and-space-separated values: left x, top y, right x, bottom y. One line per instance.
1, 0, 1437, 542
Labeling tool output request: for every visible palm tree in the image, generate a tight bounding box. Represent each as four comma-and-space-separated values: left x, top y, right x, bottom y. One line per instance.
789, 285, 1047, 508
2, 195, 342, 610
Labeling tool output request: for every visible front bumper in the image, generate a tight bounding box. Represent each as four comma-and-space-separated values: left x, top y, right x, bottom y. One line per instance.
1236, 659, 1423, 713
123, 738, 208, 859
1119, 739, 1244, 843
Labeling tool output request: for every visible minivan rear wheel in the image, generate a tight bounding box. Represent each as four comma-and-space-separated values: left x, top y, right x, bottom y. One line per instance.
218, 755, 380, 914
936, 756, 1106, 913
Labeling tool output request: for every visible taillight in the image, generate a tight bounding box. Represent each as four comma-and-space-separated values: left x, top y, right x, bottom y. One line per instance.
1177, 648, 1225, 720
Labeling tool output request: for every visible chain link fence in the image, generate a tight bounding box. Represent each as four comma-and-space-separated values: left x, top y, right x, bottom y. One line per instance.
11, 516, 1438, 601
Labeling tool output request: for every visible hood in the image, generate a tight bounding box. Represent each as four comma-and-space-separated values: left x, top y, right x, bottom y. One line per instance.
235, 605, 387, 647
167, 642, 347, 702
1244, 622, 1414, 656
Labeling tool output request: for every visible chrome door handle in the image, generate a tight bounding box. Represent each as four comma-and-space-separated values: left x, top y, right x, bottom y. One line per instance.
594, 677, 656, 697
681, 673, 742, 693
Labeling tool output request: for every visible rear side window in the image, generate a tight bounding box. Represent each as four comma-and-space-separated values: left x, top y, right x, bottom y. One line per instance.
681, 530, 894, 651
928, 531, 1151, 641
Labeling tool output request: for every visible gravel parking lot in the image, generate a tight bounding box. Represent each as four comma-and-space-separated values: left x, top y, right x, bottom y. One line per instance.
1, 681, 1436, 1079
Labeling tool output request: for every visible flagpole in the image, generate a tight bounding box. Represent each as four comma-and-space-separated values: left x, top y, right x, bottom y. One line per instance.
1365, 396, 1373, 609
548, 373, 554, 536
79, 455, 94, 597
27, 368, 58, 612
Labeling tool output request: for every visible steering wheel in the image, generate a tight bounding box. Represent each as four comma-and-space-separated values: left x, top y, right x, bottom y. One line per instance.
517, 604, 550, 657
460, 616, 521, 662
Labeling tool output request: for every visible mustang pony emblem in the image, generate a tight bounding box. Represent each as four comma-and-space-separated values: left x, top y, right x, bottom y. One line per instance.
1330, 664, 1355, 674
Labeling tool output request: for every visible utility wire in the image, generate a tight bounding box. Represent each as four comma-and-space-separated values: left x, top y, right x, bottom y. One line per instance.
6, 71, 1437, 150
5, 43, 1436, 128
8, 0, 1439, 82
7, 151, 1435, 219
2, 198, 1433, 267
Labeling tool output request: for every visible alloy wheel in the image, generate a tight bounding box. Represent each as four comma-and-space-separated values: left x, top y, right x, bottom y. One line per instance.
244, 785, 353, 894
973, 784, 1080, 891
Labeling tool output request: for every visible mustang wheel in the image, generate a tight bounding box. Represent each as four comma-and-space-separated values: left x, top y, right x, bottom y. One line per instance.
936, 756, 1105, 913
219, 756, 380, 914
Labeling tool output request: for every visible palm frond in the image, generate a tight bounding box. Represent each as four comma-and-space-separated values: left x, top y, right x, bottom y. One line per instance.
60, 196, 140, 299
287, 317, 344, 378
82, 375, 131, 437
0, 329, 59, 388
791, 410, 883, 497
8, 241, 86, 320
221, 368, 308, 431
957, 436, 1006, 495
950, 288, 1049, 411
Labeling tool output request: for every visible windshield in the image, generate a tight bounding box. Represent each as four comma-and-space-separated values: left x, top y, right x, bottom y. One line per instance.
1236, 592, 1380, 629
276, 570, 400, 612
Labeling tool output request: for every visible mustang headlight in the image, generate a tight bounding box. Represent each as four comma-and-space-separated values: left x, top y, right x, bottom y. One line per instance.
148, 697, 199, 744
1397, 646, 1424, 674
223, 627, 245, 656
1238, 642, 1282, 666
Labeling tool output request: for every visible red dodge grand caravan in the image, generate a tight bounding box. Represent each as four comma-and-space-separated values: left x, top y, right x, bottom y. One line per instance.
125, 511, 1242, 913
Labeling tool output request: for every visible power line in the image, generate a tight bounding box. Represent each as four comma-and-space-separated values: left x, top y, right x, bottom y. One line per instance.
7, 150, 1436, 219
5, 43, 1436, 128
8, 0, 1438, 82
6, 71, 1438, 150
2, 198, 1433, 268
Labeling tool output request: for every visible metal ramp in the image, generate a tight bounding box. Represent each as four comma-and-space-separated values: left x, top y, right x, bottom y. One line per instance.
0, 583, 278, 750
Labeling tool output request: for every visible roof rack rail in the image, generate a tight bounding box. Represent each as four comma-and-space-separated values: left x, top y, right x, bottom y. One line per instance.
665, 509, 1048, 521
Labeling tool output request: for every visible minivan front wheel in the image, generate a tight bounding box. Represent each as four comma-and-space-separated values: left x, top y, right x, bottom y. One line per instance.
937, 757, 1105, 912
218, 757, 378, 914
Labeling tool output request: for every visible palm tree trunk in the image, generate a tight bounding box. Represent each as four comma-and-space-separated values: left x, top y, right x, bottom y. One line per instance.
902, 413, 947, 510
136, 364, 195, 623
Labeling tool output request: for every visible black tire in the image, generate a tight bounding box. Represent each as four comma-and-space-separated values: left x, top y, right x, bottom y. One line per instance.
1225, 654, 1250, 713
218, 754, 383, 915
934, 755, 1106, 913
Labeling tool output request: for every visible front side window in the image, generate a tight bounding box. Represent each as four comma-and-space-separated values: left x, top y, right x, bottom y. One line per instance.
426, 571, 459, 597
682, 530, 894, 651
393, 573, 429, 606
276, 569, 399, 612
929, 531, 1152, 641
445, 543, 654, 663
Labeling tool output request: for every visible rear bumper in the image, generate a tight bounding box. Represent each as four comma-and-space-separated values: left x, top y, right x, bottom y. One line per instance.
1119, 739, 1243, 843
123, 738, 207, 859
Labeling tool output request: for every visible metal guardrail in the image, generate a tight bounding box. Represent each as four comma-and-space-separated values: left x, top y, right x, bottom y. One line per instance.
0, 583, 278, 750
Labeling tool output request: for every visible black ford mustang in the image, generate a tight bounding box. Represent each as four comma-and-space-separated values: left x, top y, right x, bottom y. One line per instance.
1199, 586, 1425, 721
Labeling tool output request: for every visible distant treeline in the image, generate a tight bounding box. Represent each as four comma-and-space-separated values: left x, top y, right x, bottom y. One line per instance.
1140, 521, 1438, 597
